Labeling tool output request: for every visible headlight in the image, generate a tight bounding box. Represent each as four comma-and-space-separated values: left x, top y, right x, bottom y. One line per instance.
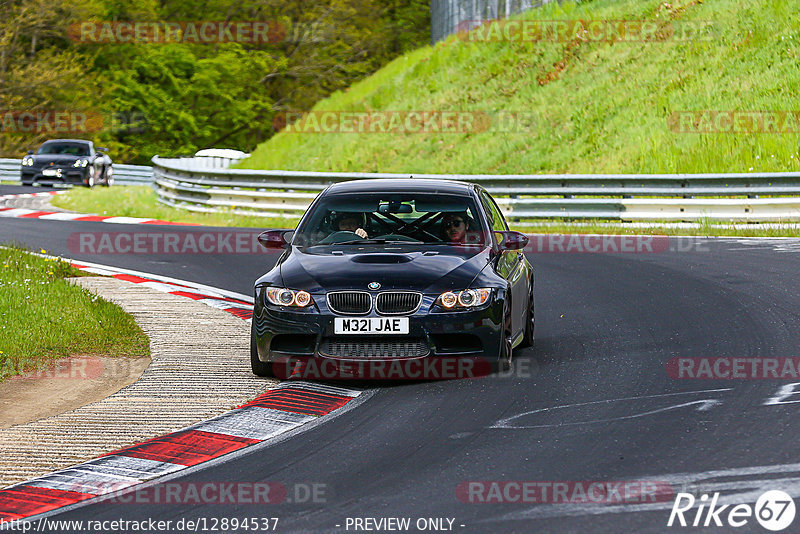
266, 287, 313, 308
435, 288, 491, 309
21, 157, 33, 166
73, 159, 89, 167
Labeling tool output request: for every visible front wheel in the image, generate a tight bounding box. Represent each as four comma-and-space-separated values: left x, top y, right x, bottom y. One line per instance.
250, 321, 275, 377
102, 166, 113, 187
492, 300, 513, 373
84, 167, 96, 188
519, 284, 535, 348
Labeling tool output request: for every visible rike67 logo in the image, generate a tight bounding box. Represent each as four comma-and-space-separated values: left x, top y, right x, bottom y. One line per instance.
668, 490, 796, 531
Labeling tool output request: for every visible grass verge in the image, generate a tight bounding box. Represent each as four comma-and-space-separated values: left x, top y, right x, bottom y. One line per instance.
50, 186, 302, 229
0, 244, 150, 381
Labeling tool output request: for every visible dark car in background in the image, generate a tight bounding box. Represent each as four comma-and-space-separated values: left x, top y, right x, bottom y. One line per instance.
20, 139, 113, 187
252, 179, 534, 379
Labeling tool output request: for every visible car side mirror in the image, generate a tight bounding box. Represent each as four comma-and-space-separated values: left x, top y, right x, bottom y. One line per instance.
27, 150, 33, 155
258, 229, 293, 249
494, 231, 528, 251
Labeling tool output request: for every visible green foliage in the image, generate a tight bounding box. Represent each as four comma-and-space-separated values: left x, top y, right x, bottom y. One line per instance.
102, 44, 281, 162
0, 0, 430, 163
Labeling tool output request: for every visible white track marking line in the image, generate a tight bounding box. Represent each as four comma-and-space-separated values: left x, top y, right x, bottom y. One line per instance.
491, 388, 733, 429
66, 258, 253, 303
102, 217, 158, 224
488, 462, 800, 523
36, 212, 86, 220
194, 298, 252, 310
191, 407, 310, 441
0, 208, 35, 217
78, 456, 186, 479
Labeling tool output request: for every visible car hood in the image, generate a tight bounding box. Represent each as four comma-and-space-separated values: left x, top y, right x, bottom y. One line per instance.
278, 245, 493, 293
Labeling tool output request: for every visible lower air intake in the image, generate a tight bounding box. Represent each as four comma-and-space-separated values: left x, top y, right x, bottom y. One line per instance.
319, 337, 429, 359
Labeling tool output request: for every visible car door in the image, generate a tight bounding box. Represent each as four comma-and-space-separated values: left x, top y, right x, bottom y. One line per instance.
480, 191, 526, 339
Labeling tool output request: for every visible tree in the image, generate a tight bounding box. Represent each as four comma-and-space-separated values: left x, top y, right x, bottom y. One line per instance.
0, 0, 430, 162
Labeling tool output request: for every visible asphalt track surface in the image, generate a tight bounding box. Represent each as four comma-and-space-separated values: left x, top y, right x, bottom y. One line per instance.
3, 185, 800, 533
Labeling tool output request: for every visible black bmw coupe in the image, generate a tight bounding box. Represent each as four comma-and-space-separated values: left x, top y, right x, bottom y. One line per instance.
20, 139, 113, 187
252, 179, 534, 379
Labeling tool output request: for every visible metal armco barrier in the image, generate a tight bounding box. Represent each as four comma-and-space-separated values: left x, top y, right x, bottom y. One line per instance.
430, 0, 560, 43
112, 163, 155, 185
0, 158, 20, 182
0, 158, 153, 185
152, 156, 800, 222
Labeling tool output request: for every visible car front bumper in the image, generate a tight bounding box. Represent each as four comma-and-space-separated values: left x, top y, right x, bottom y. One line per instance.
21, 167, 89, 185
253, 289, 506, 379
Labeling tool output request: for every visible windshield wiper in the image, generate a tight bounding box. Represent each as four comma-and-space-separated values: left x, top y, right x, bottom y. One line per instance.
334, 239, 397, 245
428, 241, 485, 246
337, 239, 428, 246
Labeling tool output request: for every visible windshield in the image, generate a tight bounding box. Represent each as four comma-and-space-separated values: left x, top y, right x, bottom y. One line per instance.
293, 192, 488, 248
37, 142, 90, 156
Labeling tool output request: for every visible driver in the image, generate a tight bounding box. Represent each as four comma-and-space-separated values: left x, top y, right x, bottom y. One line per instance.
333, 212, 368, 238
441, 212, 469, 243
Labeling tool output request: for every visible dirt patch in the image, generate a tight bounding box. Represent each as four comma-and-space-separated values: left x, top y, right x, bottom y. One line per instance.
0, 356, 150, 429
538, 37, 583, 86
657, 0, 703, 20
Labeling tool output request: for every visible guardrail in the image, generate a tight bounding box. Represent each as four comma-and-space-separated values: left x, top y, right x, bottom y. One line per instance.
0, 159, 20, 182
152, 156, 800, 222
431, 0, 559, 43
0, 158, 154, 186
112, 163, 154, 185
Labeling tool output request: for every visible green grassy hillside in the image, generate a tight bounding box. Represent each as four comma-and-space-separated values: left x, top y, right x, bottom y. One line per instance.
240, 0, 800, 174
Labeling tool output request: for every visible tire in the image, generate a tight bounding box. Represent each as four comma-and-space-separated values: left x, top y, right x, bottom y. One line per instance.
492, 298, 513, 373
102, 166, 113, 187
519, 282, 535, 348
250, 320, 275, 377
85, 167, 96, 188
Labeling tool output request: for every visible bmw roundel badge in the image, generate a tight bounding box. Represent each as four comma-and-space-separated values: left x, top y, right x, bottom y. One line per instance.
368, 282, 381, 290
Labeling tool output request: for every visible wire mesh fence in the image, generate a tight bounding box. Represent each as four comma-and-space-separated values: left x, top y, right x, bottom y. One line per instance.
430, 0, 560, 43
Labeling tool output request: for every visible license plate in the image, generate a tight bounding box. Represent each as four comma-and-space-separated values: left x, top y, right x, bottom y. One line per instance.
42, 169, 58, 176
334, 317, 409, 335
